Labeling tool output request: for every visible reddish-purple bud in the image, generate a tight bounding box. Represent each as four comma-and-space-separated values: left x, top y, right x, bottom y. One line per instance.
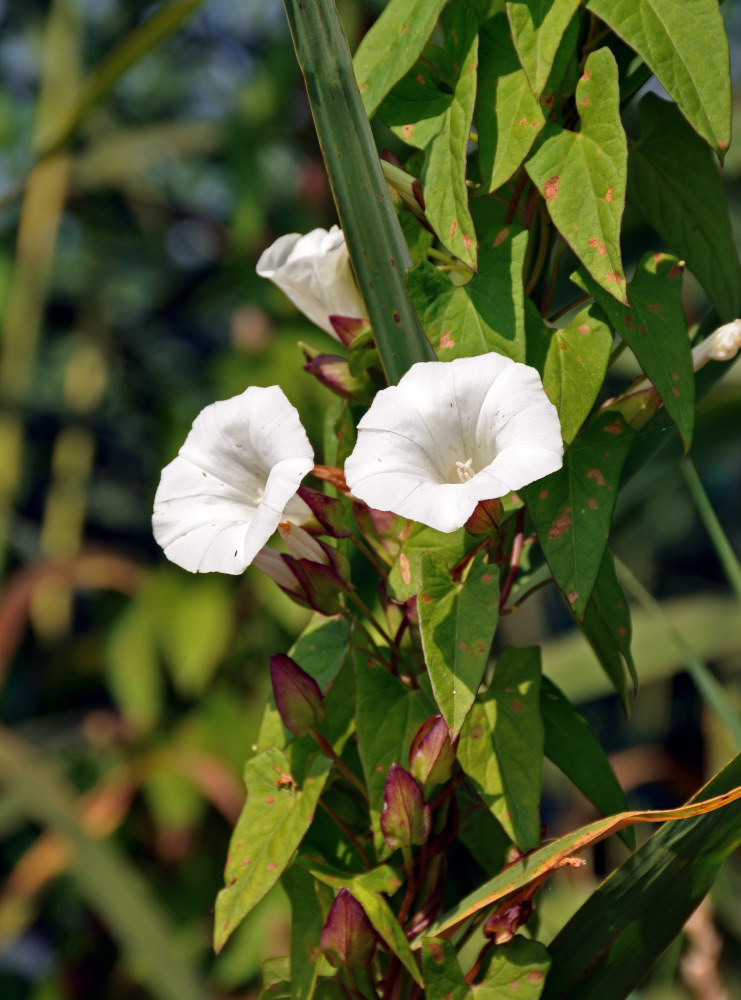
320, 888, 377, 968
464, 498, 502, 536
483, 897, 533, 944
409, 715, 457, 788
380, 763, 431, 850
328, 316, 372, 348
269, 654, 326, 737
303, 353, 372, 402
296, 486, 351, 538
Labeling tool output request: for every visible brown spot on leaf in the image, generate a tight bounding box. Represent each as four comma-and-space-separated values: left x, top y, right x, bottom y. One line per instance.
265, 796, 275, 804
428, 940, 444, 962
415, 73, 426, 86
482, 573, 493, 583
578, 324, 590, 336
567, 590, 579, 605
587, 498, 599, 509
518, 117, 528, 126
581, 68, 591, 81
510, 700, 523, 711
671, 372, 680, 381
673, 387, 680, 397
581, 96, 589, 106
719, 139, 728, 150
648, 303, 661, 312
540, 489, 548, 499
400, 553, 411, 585
463, 232, 473, 249
400, 21, 409, 32
527, 971, 546, 983
267, 862, 277, 871
493, 227, 510, 247
618, 625, 627, 637
458, 641, 467, 651
420, 593, 432, 604
587, 467, 607, 487
544, 175, 560, 201
604, 419, 624, 435
450, 219, 458, 238
440, 331, 456, 349
668, 263, 682, 278
548, 513, 572, 539
402, 124, 414, 139
470, 725, 484, 740
605, 187, 613, 202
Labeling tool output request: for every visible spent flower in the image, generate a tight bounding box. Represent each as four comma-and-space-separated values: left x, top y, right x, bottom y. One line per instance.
345, 353, 563, 532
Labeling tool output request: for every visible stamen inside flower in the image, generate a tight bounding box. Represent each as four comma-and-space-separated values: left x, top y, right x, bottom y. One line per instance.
455, 458, 475, 483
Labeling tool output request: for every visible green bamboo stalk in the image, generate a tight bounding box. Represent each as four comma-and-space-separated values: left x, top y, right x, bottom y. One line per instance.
616, 557, 741, 751
680, 458, 741, 603
282, 0, 435, 385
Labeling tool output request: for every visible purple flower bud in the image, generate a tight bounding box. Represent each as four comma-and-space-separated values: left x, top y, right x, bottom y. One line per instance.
320, 888, 377, 968
380, 763, 431, 850
409, 715, 457, 788
269, 654, 326, 737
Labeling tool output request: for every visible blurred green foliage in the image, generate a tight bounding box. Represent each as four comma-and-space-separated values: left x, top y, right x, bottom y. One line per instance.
0, 1, 740, 998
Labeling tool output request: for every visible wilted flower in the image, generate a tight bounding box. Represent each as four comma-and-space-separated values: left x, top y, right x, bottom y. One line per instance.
320, 888, 377, 968
691, 318, 741, 370
153, 386, 314, 574
380, 763, 431, 850
345, 354, 563, 533
256, 226, 368, 338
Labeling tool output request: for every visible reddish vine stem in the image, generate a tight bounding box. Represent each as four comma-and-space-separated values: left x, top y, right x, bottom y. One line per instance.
504, 169, 529, 225
465, 938, 495, 985
522, 182, 539, 230
310, 727, 368, 798
548, 292, 591, 325
499, 507, 526, 609
317, 799, 372, 870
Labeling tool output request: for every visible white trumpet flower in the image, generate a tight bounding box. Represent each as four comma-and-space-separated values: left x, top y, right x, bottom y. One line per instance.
256, 226, 368, 338
153, 386, 314, 573
345, 354, 563, 533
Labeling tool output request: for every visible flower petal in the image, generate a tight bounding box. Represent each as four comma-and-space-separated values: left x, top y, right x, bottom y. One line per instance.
153, 386, 314, 573
345, 354, 563, 532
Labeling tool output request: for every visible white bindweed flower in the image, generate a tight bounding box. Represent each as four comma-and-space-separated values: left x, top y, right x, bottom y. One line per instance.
256, 226, 368, 338
345, 354, 564, 533
691, 319, 741, 370
153, 386, 314, 574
